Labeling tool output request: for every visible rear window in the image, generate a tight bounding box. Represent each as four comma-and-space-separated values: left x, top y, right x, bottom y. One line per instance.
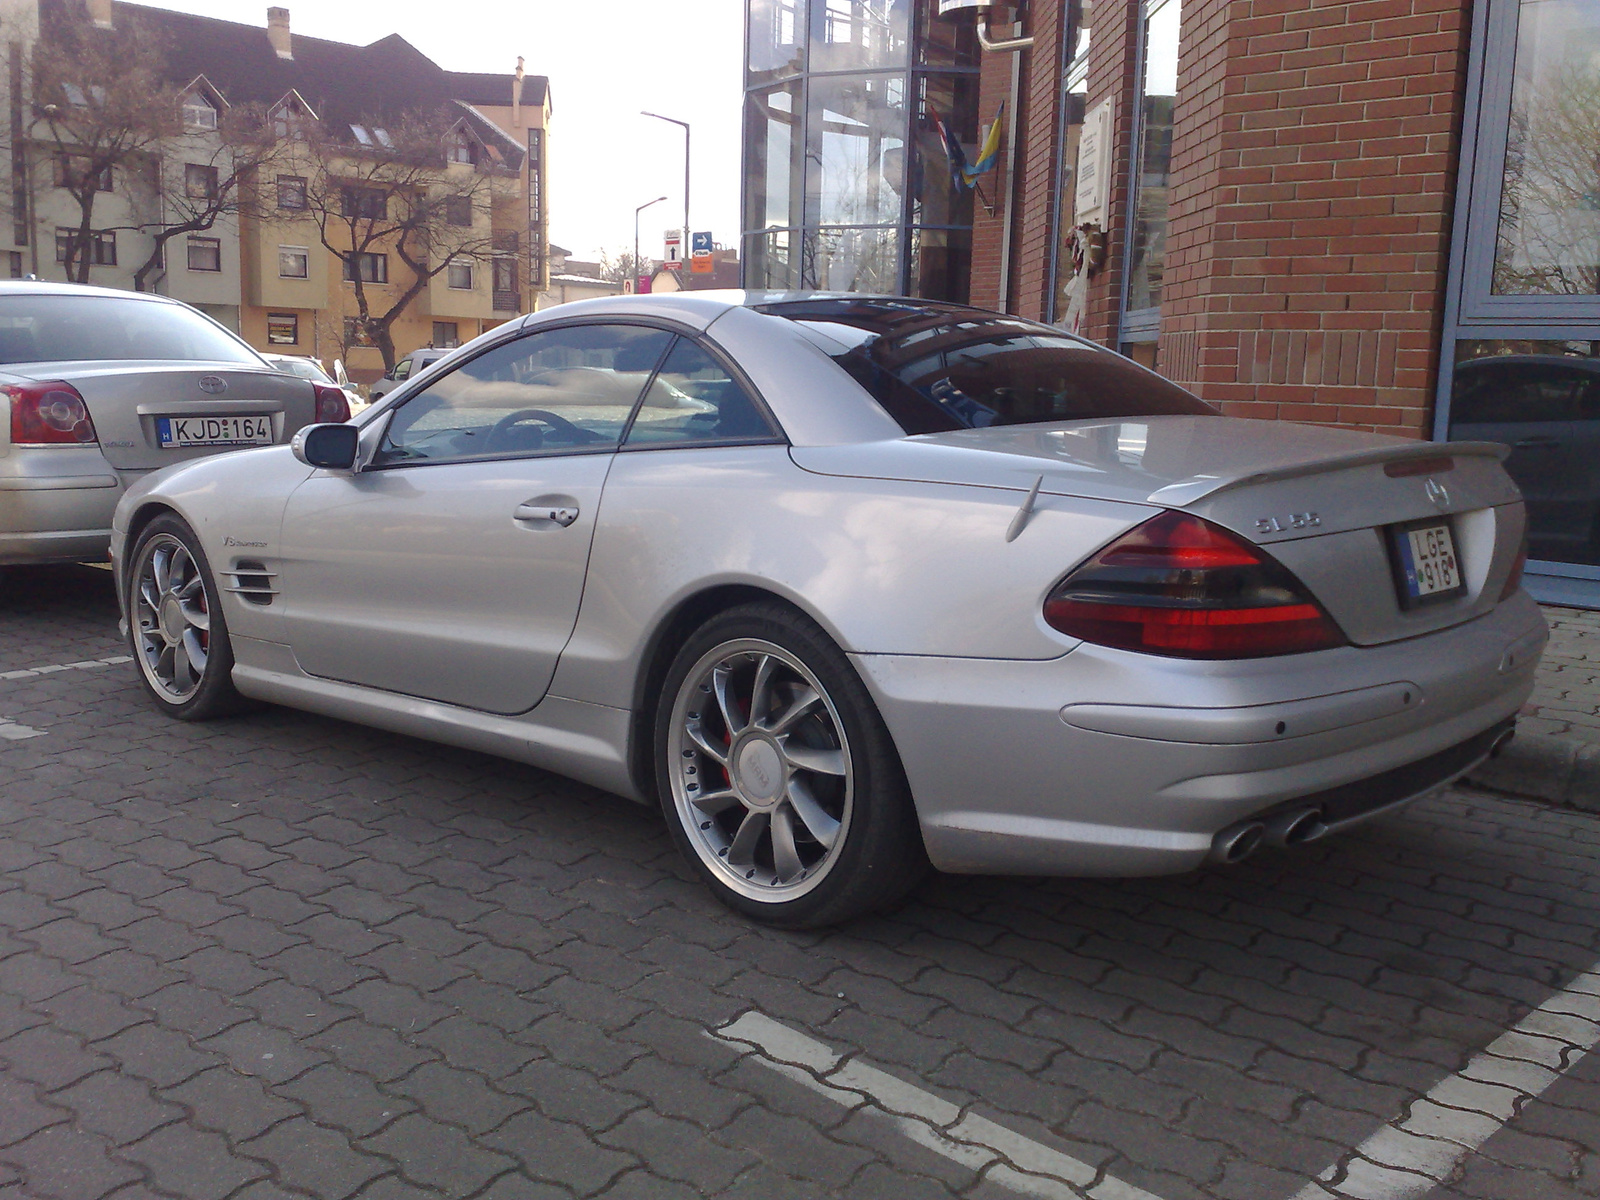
0, 294, 261, 366
758, 298, 1213, 435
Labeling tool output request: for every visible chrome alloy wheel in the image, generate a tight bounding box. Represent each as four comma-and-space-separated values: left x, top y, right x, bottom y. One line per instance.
131, 533, 212, 704
668, 638, 854, 902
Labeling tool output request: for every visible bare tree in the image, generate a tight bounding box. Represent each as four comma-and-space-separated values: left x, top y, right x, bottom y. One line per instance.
598, 248, 644, 285
29, 20, 178, 282
299, 112, 507, 371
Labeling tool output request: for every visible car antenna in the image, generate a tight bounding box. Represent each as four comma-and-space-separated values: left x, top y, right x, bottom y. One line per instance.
1005, 475, 1044, 543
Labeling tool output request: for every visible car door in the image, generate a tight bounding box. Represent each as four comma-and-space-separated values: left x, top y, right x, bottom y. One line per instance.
278, 321, 674, 714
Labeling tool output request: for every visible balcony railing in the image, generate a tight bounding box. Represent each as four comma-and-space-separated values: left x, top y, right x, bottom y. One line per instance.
492, 290, 522, 312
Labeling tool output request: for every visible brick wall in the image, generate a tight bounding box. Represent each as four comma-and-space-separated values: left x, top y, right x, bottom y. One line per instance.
1161, 0, 1473, 435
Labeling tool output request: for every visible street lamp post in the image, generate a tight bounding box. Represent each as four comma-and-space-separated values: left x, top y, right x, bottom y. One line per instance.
641, 111, 691, 257
634, 195, 668, 292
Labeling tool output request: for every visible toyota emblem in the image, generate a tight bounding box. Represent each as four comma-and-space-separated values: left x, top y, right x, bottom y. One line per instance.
198, 375, 228, 395
1424, 478, 1451, 509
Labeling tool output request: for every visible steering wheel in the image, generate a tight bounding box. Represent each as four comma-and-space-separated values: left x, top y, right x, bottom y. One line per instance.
485, 408, 600, 451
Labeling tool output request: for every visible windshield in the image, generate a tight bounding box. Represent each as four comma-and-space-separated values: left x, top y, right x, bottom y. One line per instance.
758, 298, 1213, 435
0, 294, 262, 366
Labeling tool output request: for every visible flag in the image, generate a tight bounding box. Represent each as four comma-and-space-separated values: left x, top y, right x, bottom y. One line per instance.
927, 104, 969, 190
961, 102, 1005, 188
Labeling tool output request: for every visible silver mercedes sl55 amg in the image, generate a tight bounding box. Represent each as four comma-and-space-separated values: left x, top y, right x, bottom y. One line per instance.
110, 292, 1547, 926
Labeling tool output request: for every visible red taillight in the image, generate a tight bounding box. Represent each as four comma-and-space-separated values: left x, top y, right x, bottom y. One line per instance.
1044, 510, 1347, 659
313, 383, 350, 424
6, 381, 98, 445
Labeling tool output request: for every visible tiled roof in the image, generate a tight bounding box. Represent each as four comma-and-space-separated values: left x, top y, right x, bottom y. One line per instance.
39, 0, 548, 156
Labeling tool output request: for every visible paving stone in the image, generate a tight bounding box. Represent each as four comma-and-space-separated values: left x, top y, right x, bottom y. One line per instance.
243, 1118, 393, 1200
53, 1071, 181, 1145
717, 1107, 874, 1188
0, 1125, 142, 1199
163, 1068, 300, 1142
120, 1124, 267, 1198
388, 1062, 527, 1134
479, 1110, 638, 1194
359, 1113, 517, 1194
597, 1110, 752, 1191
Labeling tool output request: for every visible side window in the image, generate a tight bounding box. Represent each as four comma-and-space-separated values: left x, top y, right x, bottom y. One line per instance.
374, 323, 672, 465
392, 360, 411, 381
623, 337, 780, 446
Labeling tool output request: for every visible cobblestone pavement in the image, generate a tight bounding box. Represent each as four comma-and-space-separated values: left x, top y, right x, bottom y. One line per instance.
0, 564, 1597, 1200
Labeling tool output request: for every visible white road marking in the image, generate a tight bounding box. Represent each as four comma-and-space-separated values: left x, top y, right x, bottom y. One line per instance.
0, 654, 132, 682
1292, 962, 1600, 1199
0, 718, 45, 740
711, 1012, 1162, 1200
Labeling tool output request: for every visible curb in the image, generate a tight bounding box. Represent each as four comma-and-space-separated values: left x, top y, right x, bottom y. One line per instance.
1464, 731, 1600, 813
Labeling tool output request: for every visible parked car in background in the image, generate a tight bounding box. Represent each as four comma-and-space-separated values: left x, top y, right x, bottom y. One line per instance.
367, 346, 456, 402
1450, 354, 1600, 566
111, 293, 1545, 927
262, 353, 365, 415
1, 281, 348, 567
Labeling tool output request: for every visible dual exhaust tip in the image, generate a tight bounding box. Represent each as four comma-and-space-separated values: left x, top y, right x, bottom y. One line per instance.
1209, 807, 1328, 865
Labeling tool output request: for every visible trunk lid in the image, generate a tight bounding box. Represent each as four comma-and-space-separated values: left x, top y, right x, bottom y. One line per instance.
5, 360, 315, 471
791, 416, 1525, 646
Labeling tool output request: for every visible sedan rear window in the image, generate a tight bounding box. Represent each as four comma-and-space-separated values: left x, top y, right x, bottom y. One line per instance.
759, 298, 1213, 435
0, 294, 261, 365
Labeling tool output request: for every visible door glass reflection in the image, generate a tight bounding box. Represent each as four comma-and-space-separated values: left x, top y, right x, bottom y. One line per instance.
1449, 339, 1600, 566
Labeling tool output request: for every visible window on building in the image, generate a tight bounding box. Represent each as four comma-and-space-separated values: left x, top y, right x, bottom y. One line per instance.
446, 259, 474, 290
55, 229, 116, 266
445, 195, 473, 227
432, 321, 459, 347
277, 175, 307, 210
187, 237, 222, 272
184, 163, 219, 200
278, 246, 309, 278
493, 257, 518, 293
182, 97, 218, 130
344, 317, 375, 347
341, 187, 387, 220
266, 313, 299, 345
271, 101, 308, 139
446, 129, 478, 165
55, 154, 112, 192
1121, 0, 1181, 364
6, 251, 21, 278
343, 252, 388, 284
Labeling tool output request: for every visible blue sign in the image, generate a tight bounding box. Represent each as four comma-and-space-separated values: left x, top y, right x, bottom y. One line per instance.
691, 231, 714, 255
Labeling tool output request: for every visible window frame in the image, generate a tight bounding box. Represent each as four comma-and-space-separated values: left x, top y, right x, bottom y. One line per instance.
343, 252, 388, 284
276, 174, 308, 210
184, 162, 219, 201
186, 236, 222, 272
446, 258, 474, 290
266, 312, 299, 345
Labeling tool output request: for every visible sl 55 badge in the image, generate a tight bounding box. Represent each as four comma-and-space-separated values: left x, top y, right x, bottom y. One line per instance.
1255, 512, 1321, 534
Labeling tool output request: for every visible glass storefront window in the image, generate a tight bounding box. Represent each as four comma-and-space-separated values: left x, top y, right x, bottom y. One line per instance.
1053, 0, 1091, 324
749, 0, 807, 83
744, 82, 806, 233
805, 73, 908, 227
909, 73, 977, 229
804, 226, 900, 291
1492, 0, 1600, 296
1124, 0, 1179, 323
809, 0, 909, 74
746, 229, 800, 289
914, 0, 977, 66
1448, 339, 1600, 567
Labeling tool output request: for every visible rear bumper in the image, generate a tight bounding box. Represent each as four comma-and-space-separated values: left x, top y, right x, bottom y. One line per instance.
0, 448, 123, 564
852, 593, 1547, 877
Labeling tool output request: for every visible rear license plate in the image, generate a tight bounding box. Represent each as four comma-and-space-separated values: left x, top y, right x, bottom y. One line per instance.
1389, 519, 1465, 608
157, 415, 273, 448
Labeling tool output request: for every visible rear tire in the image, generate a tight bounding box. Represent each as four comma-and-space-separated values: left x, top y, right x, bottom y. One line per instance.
126, 514, 250, 720
655, 601, 928, 928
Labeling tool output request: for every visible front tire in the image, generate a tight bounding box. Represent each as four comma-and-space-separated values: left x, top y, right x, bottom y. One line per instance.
127, 514, 249, 720
655, 602, 927, 927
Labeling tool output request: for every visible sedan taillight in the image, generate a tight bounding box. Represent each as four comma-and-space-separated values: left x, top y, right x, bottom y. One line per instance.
6, 381, 98, 446
1043, 510, 1347, 659
313, 383, 350, 424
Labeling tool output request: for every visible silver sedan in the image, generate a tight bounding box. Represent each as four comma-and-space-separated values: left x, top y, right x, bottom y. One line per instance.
1, 281, 347, 568
110, 293, 1547, 927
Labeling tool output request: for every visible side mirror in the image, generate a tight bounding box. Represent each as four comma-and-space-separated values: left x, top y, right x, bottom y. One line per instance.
292, 423, 360, 470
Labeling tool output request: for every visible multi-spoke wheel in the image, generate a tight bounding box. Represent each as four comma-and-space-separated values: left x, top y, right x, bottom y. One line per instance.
656, 602, 927, 927
127, 515, 247, 719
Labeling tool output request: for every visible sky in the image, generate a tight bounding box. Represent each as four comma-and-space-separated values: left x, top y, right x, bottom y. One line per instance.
137, 0, 745, 264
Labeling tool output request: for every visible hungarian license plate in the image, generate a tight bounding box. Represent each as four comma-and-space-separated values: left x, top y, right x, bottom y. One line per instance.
157, 415, 273, 448
1390, 519, 1465, 608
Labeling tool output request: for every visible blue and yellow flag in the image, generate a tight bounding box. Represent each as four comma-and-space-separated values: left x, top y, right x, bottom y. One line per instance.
961, 102, 1005, 188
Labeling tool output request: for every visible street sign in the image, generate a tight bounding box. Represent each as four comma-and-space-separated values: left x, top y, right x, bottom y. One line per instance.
691, 231, 714, 256
663, 229, 685, 268
636, 274, 652, 294
691, 255, 714, 275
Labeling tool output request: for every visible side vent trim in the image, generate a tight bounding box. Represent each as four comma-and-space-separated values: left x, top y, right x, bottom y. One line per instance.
224, 560, 278, 606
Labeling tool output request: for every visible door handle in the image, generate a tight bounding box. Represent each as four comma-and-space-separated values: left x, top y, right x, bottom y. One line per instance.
513, 502, 579, 527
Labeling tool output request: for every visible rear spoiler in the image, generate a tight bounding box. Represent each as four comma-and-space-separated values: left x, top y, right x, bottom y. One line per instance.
1145, 440, 1509, 507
